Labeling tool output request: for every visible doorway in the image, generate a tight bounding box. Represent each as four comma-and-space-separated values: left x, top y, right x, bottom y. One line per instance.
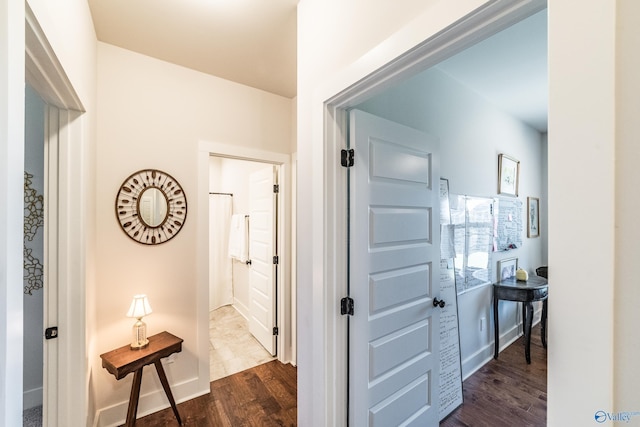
208, 156, 280, 381
317, 2, 547, 424
197, 140, 294, 384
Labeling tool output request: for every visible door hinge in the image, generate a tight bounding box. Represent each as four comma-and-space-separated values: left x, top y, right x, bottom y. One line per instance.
45, 326, 58, 340
273, 184, 279, 193
273, 326, 279, 336
273, 255, 279, 264
341, 297, 354, 316
341, 149, 354, 167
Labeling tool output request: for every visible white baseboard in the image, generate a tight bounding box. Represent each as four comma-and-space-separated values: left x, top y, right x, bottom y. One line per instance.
233, 298, 250, 321
462, 309, 543, 380
23, 386, 43, 410
94, 375, 209, 427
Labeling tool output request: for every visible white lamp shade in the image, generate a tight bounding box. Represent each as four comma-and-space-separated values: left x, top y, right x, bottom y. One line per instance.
127, 294, 152, 319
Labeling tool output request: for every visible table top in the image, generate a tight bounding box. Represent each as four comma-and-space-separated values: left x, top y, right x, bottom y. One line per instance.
100, 331, 183, 380
495, 275, 548, 290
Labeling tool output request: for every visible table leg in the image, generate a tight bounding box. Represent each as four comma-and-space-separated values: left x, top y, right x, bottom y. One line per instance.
154, 360, 183, 425
524, 301, 534, 364
493, 291, 499, 359
541, 298, 548, 349
126, 368, 143, 427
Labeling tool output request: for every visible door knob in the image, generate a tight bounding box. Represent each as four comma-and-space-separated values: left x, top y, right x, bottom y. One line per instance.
433, 298, 446, 308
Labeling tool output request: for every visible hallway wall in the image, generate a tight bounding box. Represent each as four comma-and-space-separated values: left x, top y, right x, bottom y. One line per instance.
94, 42, 292, 425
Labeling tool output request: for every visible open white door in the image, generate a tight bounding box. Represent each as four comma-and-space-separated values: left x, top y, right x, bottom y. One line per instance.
349, 109, 441, 426
249, 166, 277, 355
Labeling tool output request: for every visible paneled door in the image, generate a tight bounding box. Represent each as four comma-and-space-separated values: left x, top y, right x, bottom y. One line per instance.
249, 165, 277, 355
349, 109, 441, 426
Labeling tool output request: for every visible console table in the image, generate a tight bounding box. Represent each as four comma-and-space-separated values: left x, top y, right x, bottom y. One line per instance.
100, 331, 183, 426
493, 276, 548, 364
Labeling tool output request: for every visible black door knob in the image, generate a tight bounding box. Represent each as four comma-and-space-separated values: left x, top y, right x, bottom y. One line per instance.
433, 298, 446, 308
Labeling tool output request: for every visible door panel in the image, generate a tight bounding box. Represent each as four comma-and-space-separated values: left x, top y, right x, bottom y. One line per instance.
249, 166, 277, 355
349, 109, 440, 426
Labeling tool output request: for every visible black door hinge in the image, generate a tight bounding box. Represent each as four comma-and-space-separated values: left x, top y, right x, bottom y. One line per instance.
273, 184, 279, 193
273, 326, 279, 336
341, 297, 354, 316
273, 255, 279, 264
45, 327, 58, 340
341, 149, 354, 167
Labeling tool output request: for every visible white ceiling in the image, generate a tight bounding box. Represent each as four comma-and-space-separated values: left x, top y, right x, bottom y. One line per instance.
87, 3, 546, 129
88, 0, 298, 98
437, 9, 548, 132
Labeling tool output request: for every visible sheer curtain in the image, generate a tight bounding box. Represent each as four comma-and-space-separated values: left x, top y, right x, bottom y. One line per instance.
209, 194, 233, 311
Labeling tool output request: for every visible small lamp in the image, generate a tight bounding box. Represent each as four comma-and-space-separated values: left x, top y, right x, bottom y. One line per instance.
126, 294, 152, 349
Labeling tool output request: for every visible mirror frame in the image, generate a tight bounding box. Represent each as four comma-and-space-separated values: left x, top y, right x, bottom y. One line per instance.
115, 169, 187, 245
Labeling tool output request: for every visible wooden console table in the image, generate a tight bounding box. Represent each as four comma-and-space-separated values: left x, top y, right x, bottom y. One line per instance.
493, 276, 548, 364
100, 331, 183, 426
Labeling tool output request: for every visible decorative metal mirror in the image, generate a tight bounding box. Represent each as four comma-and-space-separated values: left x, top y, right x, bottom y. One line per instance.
115, 169, 187, 245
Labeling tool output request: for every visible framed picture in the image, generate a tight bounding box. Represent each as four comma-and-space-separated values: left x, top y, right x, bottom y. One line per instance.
497, 257, 518, 282
527, 197, 540, 238
498, 154, 520, 196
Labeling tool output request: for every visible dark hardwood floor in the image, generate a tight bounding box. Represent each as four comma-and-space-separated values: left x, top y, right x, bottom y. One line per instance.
441, 324, 547, 427
133, 360, 297, 427
132, 325, 545, 427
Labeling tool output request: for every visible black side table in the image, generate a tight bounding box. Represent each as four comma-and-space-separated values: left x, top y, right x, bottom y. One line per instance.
493, 276, 548, 364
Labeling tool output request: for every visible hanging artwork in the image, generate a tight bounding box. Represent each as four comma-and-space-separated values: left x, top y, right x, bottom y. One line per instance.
24, 171, 44, 295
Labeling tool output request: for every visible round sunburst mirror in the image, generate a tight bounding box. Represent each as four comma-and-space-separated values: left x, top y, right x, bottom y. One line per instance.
115, 169, 187, 245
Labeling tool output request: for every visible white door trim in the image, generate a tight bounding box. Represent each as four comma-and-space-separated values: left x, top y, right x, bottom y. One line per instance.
25, 4, 87, 427
317, 1, 546, 424
196, 140, 294, 389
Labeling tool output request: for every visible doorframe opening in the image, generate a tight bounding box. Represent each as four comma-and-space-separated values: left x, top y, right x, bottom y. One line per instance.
317, 0, 546, 423
25, 3, 88, 426
196, 141, 294, 389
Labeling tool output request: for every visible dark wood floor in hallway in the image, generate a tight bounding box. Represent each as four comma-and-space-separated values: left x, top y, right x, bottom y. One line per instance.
441, 323, 547, 427
133, 325, 545, 427
133, 360, 297, 427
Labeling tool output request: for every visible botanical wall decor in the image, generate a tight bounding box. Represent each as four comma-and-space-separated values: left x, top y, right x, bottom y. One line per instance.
24, 171, 44, 295
498, 154, 520, 196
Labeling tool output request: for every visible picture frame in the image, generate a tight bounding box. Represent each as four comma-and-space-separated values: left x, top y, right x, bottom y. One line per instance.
527, 197, 540, 238
498, 154, 520, 196
497, 257, 518, 282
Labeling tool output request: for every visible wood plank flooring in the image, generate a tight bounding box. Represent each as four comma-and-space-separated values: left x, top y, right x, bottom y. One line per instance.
133, 360, 297, 427
441, 324, 547, 427
132, 325, 545, 427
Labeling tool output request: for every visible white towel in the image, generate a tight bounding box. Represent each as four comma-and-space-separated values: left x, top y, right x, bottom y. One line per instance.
228, 214, 249, 262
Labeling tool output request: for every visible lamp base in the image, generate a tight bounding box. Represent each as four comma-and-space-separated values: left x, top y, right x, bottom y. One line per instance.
131, 318, 149, 350
130, 339, 149, 350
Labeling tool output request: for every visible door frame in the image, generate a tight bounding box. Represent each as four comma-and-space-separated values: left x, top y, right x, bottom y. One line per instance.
25, 4, 87, 426
196, 141, 294, 387
319, 1, 546, 423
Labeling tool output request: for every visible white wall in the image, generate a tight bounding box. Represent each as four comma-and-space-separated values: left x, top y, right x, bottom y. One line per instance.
614, 0, 640, 415
94, 42, 292, 425
357, 66, 545, 377
0, 1, 26, 425
24, 85, 45, 410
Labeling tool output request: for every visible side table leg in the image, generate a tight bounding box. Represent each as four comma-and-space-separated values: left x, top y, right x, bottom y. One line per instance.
126, 368, 143, 427
541, 298, 548, 348
524, 301, 534, 364
154, 360, 183, 425
493, 292, 499, 359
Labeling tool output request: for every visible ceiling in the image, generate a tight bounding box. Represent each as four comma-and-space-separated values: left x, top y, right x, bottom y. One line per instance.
88, 3, 546, 129
436, 9, 548, 132
88, 0, 298, 98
